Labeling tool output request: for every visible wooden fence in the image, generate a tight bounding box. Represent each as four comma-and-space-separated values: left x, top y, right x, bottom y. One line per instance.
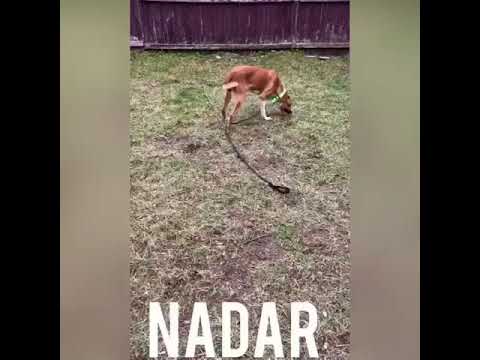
131, 0, 349, 51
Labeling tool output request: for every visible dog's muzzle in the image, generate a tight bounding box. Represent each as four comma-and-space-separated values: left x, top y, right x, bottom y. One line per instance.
280, 104, 292, 114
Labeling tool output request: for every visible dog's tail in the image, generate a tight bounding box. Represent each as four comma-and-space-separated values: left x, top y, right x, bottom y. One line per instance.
222, 81, 239, 90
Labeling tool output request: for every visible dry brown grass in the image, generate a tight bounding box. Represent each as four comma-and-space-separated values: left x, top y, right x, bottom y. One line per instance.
130, 50, 350, 359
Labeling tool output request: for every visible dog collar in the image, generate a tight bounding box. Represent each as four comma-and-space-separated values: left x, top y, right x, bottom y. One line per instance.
270, 88, 287, 104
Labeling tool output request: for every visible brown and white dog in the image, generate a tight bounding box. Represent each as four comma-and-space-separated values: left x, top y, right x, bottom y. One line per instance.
221, 65, 292, 126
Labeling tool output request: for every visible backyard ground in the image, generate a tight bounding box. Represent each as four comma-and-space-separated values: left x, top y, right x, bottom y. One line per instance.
130, 50, 350, 359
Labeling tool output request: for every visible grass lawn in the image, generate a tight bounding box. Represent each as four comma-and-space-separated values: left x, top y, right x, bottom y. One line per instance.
130, 50, 351, 359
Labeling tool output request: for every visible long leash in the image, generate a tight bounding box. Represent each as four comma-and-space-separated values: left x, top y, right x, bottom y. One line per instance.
224, 121, 290, 194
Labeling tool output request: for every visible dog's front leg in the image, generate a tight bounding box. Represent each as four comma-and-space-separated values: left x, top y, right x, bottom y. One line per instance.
259, 81, 275, 121
260, 100, 272, 121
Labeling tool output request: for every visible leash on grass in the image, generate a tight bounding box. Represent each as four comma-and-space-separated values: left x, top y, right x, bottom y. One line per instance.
224, 120, 291, 194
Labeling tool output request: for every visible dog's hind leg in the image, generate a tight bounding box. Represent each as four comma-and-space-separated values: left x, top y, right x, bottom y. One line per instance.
222, 90, 232, 120
227, 92, 246, 127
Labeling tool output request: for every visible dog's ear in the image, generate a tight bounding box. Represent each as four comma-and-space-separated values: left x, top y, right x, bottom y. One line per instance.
282, 93, 291, 103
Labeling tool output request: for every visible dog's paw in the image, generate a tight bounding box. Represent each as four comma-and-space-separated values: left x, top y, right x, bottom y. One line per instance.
263, 116, 273, 121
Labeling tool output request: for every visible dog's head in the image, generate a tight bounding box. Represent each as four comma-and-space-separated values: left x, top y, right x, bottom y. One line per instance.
280, 93, 293, 114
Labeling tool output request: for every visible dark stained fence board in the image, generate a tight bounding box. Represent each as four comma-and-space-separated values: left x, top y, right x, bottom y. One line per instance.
131, 0, 349, 50
142, 2, 296, 45
130, 0, 144, 45
296, 2, 349, 44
